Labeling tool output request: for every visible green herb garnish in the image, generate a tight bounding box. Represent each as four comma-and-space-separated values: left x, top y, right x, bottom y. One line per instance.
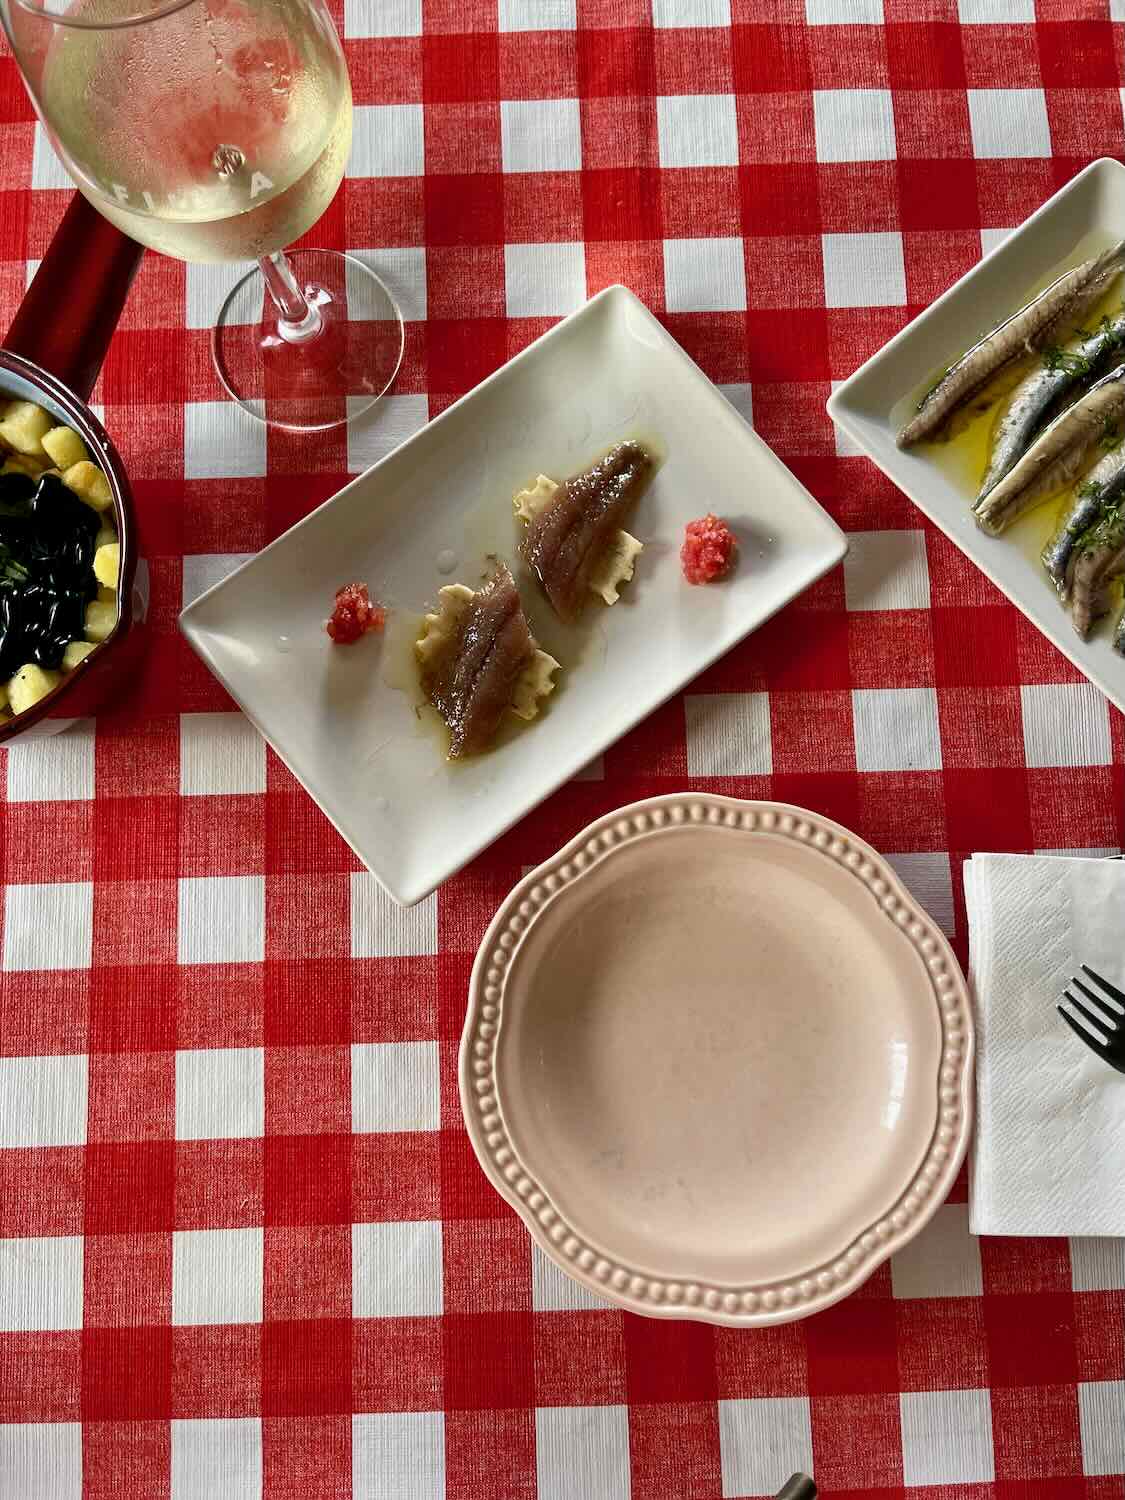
1043, 345, 1095, 376
1082, 503, 1125, 550
1043, 316, 1125, 376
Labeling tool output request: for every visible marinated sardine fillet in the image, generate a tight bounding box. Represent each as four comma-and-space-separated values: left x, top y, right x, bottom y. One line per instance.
1067, 508, 1125, 640
1041, 445, 1125, 595
980, 312, 1125, 502
521, 441, 653, 623
898, 240, 1125, 447
416, 565, 559, 758
975, 362, 1125, 535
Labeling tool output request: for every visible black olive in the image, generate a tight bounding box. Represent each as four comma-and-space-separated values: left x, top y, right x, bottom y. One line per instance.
0, 472, 35, 516
0, 469, 107, 685
29, 638, 60, 668
0, 516, 32, 549
69, 535, 94, 582
46, 593, 84, 641
32, 475, 98, 539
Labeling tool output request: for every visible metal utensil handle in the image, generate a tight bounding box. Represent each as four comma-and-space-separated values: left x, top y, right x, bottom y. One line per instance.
775, 1477, 817, 1500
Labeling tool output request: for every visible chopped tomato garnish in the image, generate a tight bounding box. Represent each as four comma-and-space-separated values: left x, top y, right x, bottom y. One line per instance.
327, 582, 385, 643
681, 514, 737, 584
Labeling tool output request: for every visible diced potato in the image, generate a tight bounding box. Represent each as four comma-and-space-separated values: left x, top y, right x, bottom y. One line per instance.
84, 598, 117, 642
62, 460, 113, 513
8, 662, 60, 715
95, 522, 117, 549
1, 453, 45, 478
97, 585, 115, 604
93, 542, 119, 589
41, 425, 87, 470
0, 399, 52, 456
62, 639, 97, 672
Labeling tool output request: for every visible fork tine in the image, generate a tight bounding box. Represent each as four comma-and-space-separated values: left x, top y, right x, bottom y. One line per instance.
1064, 988, 1116, 1039
1082, 964, 1125, 1011
1072, 976, 1122, 1027
1058, 1004, 1113, 1056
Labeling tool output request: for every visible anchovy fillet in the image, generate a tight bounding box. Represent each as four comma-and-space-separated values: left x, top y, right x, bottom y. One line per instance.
980, 314, 1125, 501
418, 565, 537, 759
974, 363, 1125, 535
1041, 446, 1125, 594
898, 240, 1125, 448
522, 441, 652, 624
1068, 508, 1125, 639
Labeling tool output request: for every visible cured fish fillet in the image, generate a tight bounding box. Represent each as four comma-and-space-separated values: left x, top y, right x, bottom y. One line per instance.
521, 441, 653, 623
416, 565, 558, 758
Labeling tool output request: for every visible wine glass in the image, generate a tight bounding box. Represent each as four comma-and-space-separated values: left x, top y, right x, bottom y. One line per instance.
1, 0, 403, 432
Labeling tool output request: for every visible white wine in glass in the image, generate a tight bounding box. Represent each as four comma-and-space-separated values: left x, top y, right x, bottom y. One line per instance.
3, 0, 404, 431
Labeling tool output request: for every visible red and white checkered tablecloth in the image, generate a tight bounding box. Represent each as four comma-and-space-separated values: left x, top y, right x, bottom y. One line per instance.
3, 0, 1125, 1495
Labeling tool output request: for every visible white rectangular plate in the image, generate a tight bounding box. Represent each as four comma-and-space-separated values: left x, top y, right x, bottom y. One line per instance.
181, 285, 846, 905
828, 156, 1125, 718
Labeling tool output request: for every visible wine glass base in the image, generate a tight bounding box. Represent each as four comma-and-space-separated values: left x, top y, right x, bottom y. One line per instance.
211, 249, 404, 433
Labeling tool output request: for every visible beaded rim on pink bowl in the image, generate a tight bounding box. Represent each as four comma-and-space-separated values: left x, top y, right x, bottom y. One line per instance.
458, 794, 974, 1327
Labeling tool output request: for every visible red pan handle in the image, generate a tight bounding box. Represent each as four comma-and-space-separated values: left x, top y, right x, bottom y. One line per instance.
4, 192, 144, 402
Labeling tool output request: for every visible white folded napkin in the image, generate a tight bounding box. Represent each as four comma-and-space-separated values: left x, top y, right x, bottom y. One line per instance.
966, 852, 1125, 1237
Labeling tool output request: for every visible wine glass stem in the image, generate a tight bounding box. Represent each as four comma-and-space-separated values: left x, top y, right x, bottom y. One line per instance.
259, 249, 323, 344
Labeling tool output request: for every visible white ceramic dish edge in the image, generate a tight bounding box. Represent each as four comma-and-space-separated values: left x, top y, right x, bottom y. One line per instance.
181, 286, 848, 906
826, 157, 1125, 716
459, 793, 974, 1328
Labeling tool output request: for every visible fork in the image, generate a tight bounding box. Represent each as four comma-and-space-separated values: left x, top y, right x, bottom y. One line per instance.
1057, 964, 1125, 1073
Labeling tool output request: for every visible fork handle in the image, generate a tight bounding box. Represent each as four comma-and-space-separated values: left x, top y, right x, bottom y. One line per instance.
776, 1478, 817, 1499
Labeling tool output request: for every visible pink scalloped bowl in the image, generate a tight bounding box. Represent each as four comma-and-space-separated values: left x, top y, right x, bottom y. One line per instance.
459, 795, 974, 1326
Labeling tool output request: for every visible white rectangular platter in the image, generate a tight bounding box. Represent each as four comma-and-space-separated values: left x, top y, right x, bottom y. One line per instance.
828, 156, 1125, 719
181, 285, 847, 904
